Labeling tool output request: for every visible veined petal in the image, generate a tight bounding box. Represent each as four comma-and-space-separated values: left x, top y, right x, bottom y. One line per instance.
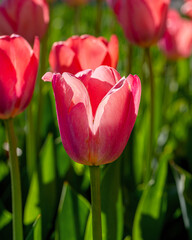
92, 74, 141, 165
49, 42, 81, 74
52, 73, 93, 164
86, 66, 121, 117
108, 35, 119, 68
77, 36, 108, 70
0, 48, 17, 119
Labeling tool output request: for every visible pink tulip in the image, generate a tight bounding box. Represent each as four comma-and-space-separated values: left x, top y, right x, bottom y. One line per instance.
0, 34, 39, 119
42, 66, 141, 165
181, 0, 192, 18
106, 0, 170, 47
0, 0, 49, 44
158, 9, 192, 59
49, 35, 119, 74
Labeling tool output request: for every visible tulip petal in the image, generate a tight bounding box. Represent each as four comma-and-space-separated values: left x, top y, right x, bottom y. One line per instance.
14, 51, 39, 114
92, 74, 141, 165
87, 66, 121, 117
0, 4, 15, 35
108, 35, 119, 68
77, 36, 108, 70
17, 0, 49, 44
52, 73, 93, 164
0, 48, 17, 119
49, 42, 81, 74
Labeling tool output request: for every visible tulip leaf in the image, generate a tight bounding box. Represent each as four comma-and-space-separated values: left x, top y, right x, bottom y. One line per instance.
25, 215, 42, 240
0, 200, 12, 238
55, 183, 90, 240
24, 172, 40, 225
101, 159, 124, 240
39, 134, 57, 238
132, 156, 168, 240
171, 161, 192, 239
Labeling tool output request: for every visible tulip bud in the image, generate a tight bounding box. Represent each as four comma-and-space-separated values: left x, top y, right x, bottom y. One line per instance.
0, 0, 49, 44
158, 9, 192, 59
0, 34, 40, 119
42, 66, 141, 165
107, 0, 170, 47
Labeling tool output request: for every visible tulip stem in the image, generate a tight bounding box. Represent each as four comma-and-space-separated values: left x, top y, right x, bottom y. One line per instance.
89, 166, 102, 240
36, 31, 48, 150
127, 42, 133, 74
26, 103, 36, 180
74, 6, 80, 34
4, 118, 23, 240
145, 47, 155, 183
95, 0, 103, 36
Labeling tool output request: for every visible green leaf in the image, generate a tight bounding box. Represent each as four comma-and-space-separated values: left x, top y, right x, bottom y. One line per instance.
100, 159, 124, 240
24, 172, 40, 225
56, 183, 90, 240
132, 156, 168, 240
25, 215, 42, 240
171, 161, 192, 239
0, 201, 12, 230
39, 134, 57, 238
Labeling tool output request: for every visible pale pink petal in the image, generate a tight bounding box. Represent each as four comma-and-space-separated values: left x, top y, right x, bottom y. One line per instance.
42, 72, 54, 82
52, 73, 93, 164
77, 37, 108, 70
86, 66, 121, 117
0, 49, 17, 119
108, 35, 119, 68
92, 74, 141, 165
49, 42, 81, 74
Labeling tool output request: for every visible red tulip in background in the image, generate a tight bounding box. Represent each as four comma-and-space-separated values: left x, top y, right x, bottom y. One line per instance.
49, 35, 119, 74
158, 9, 192, 59
0, 0, 49, 44
42, 66, 141, 165
106, 0, 170, 47
181, 0, 192, 18
0, 34, 39, 119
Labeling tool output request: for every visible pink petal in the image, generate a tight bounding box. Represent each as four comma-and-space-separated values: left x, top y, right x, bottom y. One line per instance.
14, 50, 39, 114
42, 72, 54, 82
108, 34, 119, 68
0, 48, 17, 119
77, 36, 108, 70
49, 42, 81, 74
52, 73, 93, 164
92, 74, 141, 165
86, 66, 121, 117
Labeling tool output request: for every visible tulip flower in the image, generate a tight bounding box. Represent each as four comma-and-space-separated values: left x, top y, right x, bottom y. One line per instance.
49, 35, 119, 74
106, 0, 170, 47
0, 34, 40, 119
42, 66, 141, 165
181, 0, 192, 18
0, 0, 49, 44
158, 9, 192, 59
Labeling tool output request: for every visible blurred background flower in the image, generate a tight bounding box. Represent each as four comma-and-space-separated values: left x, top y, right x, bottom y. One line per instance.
49, 34, 118, 74
0, 0, 49, 44
159, 9, 192, 59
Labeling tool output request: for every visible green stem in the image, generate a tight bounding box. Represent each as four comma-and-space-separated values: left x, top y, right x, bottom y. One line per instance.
74, 6, 80, 34
36, 30, 49, 150
145, 47, 155, 183
4, 118, 23, 240
26, 103, 36, 180
95, 0, 103, 36
89, 166, 102, 240
127, 42, 133, 74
